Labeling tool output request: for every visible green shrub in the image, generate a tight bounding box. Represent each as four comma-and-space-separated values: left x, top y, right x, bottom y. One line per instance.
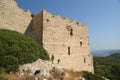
110, 65, 120, 80
0, 68, 5, 74
83, 71, 105, 80
94, 57, 120, 80
0, 76, 8, 80
67, 26, 73, 36
0, 29, 49, 72
57, 59, 60, 64
31, 13, 35, 18
51, 55, 54, 64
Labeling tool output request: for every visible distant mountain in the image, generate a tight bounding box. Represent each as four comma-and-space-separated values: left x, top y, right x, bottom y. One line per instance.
107, 53, 120, 60
92, 50, 120, 57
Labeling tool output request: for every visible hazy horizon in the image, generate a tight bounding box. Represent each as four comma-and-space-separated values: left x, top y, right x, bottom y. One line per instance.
16, 0, 120, 51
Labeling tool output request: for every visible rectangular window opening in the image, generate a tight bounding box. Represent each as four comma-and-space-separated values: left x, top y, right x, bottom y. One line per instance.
68, 47, 70, 55
80, 41, 82, 47
84, 58, 86, 63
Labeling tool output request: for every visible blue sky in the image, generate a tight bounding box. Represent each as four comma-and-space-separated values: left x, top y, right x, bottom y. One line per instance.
16, 0, 120, 51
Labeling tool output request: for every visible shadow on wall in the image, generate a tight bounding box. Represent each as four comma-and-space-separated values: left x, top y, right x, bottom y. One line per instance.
25, 19, 43, 45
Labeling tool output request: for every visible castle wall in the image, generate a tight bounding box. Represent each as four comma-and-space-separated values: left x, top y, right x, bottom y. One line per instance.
0, 0, 32, 33
29, 10, 94, 73
25, 12, 43, 45
43, 11, 93, 72
0, 0, 94, 73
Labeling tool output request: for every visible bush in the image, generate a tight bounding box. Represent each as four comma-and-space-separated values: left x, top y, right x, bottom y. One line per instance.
51, 55, 54, 64
110, 65, 120, 80
31, 13, 35, 18
82, 71, 105, 80
0, 29, 49, 72
0, 68, 5, 74
0, 76, 8, 80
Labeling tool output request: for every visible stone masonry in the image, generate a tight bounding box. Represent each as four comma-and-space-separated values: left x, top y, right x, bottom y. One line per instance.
0, 0, 94, 73
26, 10, 94, 73
0, 0, 32, 33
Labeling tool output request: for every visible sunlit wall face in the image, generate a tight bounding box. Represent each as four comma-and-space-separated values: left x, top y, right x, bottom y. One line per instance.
16, 0, 120, 50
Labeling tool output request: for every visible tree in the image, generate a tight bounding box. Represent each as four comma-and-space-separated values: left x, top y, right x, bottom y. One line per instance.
94, 57, 120, 80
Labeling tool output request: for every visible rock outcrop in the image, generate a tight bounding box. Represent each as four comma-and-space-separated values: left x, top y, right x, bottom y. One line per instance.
0, 0, 94, 78
26, 10, 94, 73
0, 0, 32, 33
19, 59, 86, 80
19, 59, 65, 80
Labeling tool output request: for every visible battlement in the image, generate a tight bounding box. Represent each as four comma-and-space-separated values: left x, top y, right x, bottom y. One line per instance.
41, 10, 86, 27
26, 10, 94, 73
0, 0, 93, 72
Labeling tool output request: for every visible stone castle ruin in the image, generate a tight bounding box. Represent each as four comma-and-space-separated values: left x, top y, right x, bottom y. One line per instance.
0, 0, 94, 73
0, 0, 32, 33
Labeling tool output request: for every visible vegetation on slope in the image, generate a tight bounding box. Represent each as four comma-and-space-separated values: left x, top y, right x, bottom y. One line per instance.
82, 71, 104, 80
82, 55, 120, 80
94, 57, 120, 80
107, 53, 120, 60
0, 76, 8, 80
0, 29, 49, 72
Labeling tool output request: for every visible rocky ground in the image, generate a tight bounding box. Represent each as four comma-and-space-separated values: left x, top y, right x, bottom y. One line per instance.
18, 59, 84, 80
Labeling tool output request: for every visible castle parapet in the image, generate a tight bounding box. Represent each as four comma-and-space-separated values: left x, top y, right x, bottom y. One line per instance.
41, 10, 86, 27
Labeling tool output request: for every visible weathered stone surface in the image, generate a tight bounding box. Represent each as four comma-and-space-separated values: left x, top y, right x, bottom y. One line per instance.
19, 59, 65, 79
0, 0, 32, 33
0, 0, 94, 73
26, 10, 94, 73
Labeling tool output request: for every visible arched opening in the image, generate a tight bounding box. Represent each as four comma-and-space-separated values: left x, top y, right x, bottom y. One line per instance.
80, 38, 82, 47
80, 41, 82, 47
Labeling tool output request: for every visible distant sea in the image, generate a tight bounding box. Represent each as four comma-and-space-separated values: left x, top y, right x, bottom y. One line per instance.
91, 50, 120, 57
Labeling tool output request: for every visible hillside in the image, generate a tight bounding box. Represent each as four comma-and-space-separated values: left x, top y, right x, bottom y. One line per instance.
94, 57, 120, 80
0, 29, 49, 72
107, 53, 120, 60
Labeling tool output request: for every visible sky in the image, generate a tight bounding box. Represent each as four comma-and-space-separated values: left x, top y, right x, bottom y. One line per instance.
16, 0, 120, 51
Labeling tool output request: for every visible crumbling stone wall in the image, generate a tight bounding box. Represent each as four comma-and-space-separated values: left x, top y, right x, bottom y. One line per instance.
0, 0, 32, 33
0, 0, 94, 73
27, 10, 94, 73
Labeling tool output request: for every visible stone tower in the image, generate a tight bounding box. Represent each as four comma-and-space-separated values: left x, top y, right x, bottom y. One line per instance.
0, 0, 93, 73
26, 10, 94, 73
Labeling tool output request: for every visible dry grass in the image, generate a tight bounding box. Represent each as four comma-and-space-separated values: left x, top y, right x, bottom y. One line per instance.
1, 73, 35, 80
1, 69, 82, 80
1, 73, 20, 80
63, 69, 82, 80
